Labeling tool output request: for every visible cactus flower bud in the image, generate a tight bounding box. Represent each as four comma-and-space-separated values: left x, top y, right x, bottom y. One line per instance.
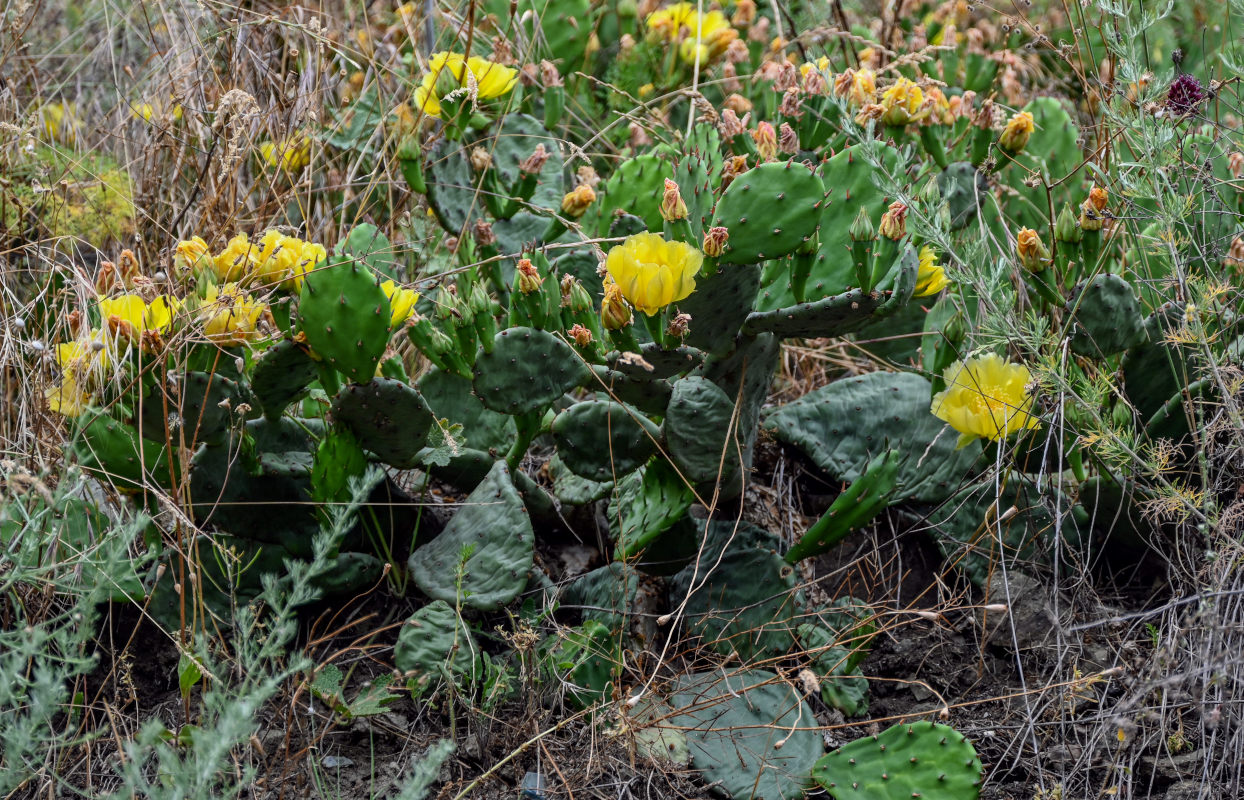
853, 102, 884, 126
1230, 152, 1244, 179
659, 178, 688, 221
773, 62, 799, 92
803, 69, 828, 96
719, 108, 748, 138
1224, 237, 1244, 271
516, 258, 543, 294
849, 207, 876, 242
1015, 227, 1050, 271
666, 312, 692, 339
878, 77, 926, 126
720, 155, 750, 190
778, 122, 799, 154
561, 184, 597, 218
1079, 186, 1108, 231
519, 144, 549, 175
778, 88, 803, 120
1054, 203, 1082, 243
539, 59, 563, 87
473, 219, 497, 247
753, 121, 778, 161
877, 201, 908, 240
576, 165, 601, 188
998, 111, 1034, 156
568, 323, 594, 346
702, 226, 729, 257
731, 0, 756, 26
600, 280, 633, 330
470, 146, 493, 172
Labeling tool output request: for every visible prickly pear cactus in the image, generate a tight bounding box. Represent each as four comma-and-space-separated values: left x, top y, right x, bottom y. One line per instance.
298, 256, 391, 383
764, 372, 980, 503
140, 370, 245, 445
676, 263, 761, 356
394, 600, 482, 690
663, 375, 743, 486
595, 154, 674, 236
670, 669, 823, 800
669, 541, 798, 661
711, 160, 825, 265
330, 378, 435, 468
472, 327, 591, 415
559, 562, 639, 631
251, 339, 318, 419
812, 721, 984, 800
418, 368, 515, 453
1066, 273, 1145, 357
552, 399, 660, 481
408, 460, 534, 611
72, 408, 173, 490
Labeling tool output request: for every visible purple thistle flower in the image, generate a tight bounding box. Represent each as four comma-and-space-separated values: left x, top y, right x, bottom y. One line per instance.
1166, 74, 1206, 117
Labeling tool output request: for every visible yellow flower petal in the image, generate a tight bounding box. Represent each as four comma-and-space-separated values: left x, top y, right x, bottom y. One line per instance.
604, 232, 702, 315
931, 353, 1040, 443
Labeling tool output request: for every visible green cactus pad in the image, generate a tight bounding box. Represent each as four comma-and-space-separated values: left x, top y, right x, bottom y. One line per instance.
924, 478, 1072, 586
744, 287, 883, 338
676, 263, 761, 356
551, 399, 660, 482
711, 160, 825, 265
672, 151, 713, 236
560, 562, 639, 631
670, 669, 823, 800
140, 370, 245, 445
252, 416, 321, 478
798, 623, 870, 717
764, 371, 980, 503
608, 211, 649, 238
251, 339, 319, 419
310, 426, 369, 508
472, 327, 592, 415
1122, 303, 1194, 422
597, 154, 674, 236
607, 343, 704, 380
589, 366, 674, 416
311, 551, 385, 595
937, 161, 987, 229
418, 368, 515, 453
664, 376, 742, 485
1066, 273, 1145, 357
670, 544, 797, 661
298, 256, 391, 383
71, 408, 173, 491
330, 378, 435, 469
336, 222, 401, 281
610, 459, 695, 562
812, 721, 984, 800
427, 114, 565, 234
394, 600, 482, 689
409, 460, 534, 611
549, 453, 612, 505
690, 333, 781, 495
757, 143, 902, 309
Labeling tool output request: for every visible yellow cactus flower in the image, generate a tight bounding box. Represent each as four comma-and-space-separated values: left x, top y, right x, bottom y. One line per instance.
98, 294, 180, 339
213, 233, 258, 283
413, 52, 518, 118
253, 230, 302, 286
913, 246, 950, 297
648, 3, 737, 63
173, 236, 212, 275
931, 353, 1040, 448
998, 110, 1034, 155
604, 232, 702, 315
47, 330, 112, 416
832, 68, 877, 107
283, 240, 327, 292
800, 56, 831, 79
260, 134, 312, 173
878, 78, 927, 126
201, 283, 271, 346
381, 280, 420, 327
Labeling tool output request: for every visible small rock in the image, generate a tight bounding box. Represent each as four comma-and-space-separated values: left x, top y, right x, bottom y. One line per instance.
322, 755, 355, 769
978, 571, 1057, 650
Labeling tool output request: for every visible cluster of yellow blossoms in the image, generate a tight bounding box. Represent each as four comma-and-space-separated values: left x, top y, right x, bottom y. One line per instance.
413, 52, 518, 119
646, 2, 739, 64
177, 230, 327, 291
